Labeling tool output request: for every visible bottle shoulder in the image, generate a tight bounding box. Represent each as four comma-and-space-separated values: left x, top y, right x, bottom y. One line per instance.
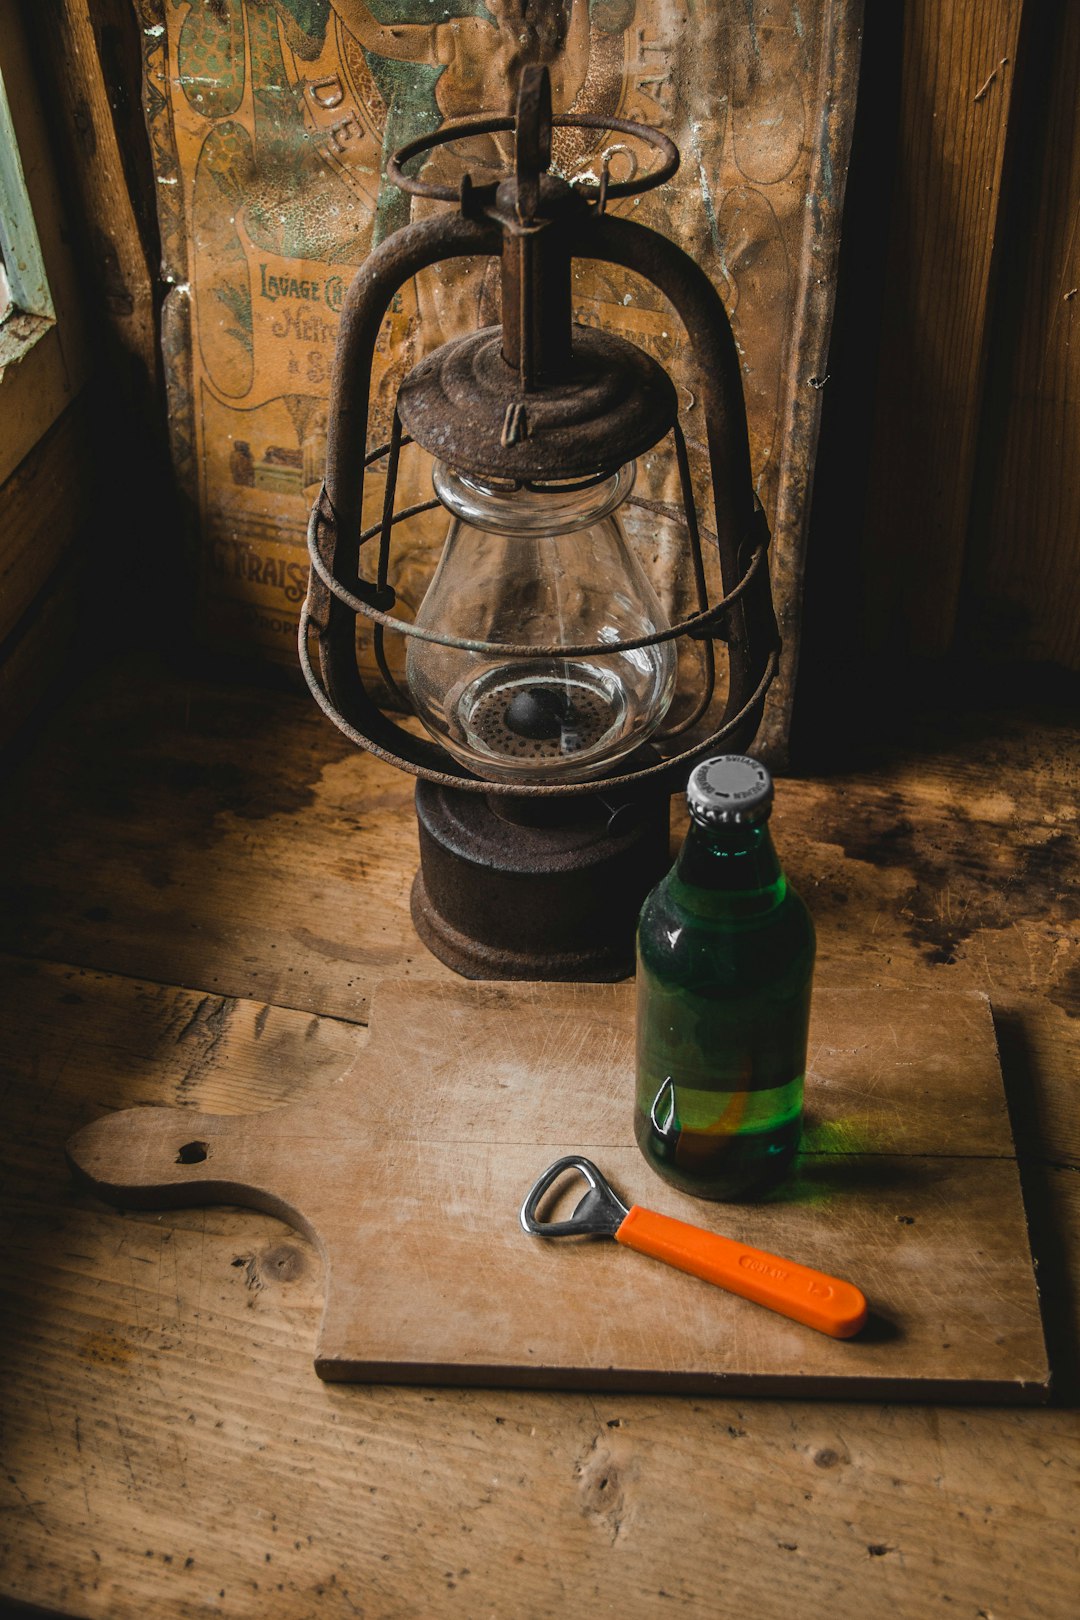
637, 868, 815, 990
640, 864, 814, 932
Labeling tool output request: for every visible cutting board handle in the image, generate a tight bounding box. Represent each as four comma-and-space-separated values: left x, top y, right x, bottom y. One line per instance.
67, 1106, 287, 1217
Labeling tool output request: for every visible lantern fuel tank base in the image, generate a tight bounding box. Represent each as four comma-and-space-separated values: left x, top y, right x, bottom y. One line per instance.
410, 779, 671, 981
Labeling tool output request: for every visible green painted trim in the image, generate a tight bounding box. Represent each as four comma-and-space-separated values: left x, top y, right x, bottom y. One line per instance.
0, 57, 53, 323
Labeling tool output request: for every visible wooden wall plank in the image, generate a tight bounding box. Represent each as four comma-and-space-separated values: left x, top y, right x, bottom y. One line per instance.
860, 1, 1025, 658
0, 0, 160, 752
0, 397, 93, 646
977, 2, 1080, 668
0, 552, 83, 754
28, 0, 159, 400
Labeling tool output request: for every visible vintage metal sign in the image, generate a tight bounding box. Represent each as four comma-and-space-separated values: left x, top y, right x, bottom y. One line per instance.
138, 0, 859, 754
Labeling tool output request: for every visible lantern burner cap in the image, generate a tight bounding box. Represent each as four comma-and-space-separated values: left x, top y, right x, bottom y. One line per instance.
450, 664, 626, 776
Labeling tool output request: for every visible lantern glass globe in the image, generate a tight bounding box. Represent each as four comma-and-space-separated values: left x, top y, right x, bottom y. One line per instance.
405, 461, 677, 784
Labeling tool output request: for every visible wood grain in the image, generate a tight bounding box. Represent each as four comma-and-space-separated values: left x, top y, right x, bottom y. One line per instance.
1, 663, 1078, 1617
0, 399, 94, 646
65, 980, 1048, 1398
2, 663, 1077, 1064
0, 668, 449, 1022
978, 2, 1080, 667
862, 0, 1026, 658
0, 552, 85, 755
25, 0, 159, 403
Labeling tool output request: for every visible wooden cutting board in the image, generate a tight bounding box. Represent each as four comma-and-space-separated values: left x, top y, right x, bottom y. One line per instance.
66, 981, 1050, 1400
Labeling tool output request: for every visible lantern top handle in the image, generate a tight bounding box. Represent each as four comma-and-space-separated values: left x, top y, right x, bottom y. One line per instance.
387, 66, 683, 476
384, 64, 680, 216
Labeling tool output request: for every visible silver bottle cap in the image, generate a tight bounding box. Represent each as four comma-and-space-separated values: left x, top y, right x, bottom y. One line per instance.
686, 754, 773, 826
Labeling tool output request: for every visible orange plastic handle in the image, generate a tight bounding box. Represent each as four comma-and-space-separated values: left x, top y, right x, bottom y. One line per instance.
615, 1206, 868, 1338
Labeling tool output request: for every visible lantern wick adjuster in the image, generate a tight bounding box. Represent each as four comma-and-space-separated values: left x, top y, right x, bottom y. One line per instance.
520, 1155, 630, 1239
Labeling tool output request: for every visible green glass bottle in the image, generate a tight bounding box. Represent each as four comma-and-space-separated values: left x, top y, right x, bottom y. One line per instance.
635, 754, 815, 1200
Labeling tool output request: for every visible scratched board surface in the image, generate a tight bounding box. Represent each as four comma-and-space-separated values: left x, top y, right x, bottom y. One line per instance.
138, 0, 860, 754
68, 980, 1049, 1398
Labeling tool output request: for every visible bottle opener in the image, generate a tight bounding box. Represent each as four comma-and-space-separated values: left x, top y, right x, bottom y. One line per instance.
520, 1156, 868, 1339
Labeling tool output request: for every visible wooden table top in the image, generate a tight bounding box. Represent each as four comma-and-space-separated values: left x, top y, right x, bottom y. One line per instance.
1, 661, 1077, 1619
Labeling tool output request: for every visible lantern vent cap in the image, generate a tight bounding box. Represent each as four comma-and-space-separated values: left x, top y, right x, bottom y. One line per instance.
396, 325, 677, 483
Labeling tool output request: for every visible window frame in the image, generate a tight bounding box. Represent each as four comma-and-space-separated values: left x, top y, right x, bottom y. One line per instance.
0, 3, 87, 489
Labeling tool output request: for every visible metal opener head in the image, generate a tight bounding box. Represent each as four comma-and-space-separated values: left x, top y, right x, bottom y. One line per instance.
519, 1155, 630, 1239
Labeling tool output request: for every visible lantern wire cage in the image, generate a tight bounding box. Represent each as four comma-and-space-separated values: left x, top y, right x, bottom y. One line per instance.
299, 75, 780, 801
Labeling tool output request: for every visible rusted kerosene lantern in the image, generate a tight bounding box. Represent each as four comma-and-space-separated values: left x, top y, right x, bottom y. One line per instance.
300, 67, 779, 981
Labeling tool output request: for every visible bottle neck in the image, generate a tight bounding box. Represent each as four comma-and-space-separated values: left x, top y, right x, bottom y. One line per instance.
672, 816, 786, 918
